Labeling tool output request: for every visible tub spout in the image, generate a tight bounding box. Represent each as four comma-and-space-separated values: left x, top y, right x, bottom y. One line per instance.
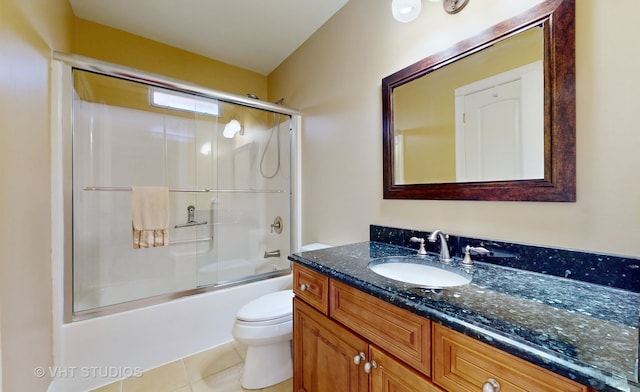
264, 249, 281, 258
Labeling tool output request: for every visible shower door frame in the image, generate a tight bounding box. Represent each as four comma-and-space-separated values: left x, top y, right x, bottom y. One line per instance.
51, 52, 302, 323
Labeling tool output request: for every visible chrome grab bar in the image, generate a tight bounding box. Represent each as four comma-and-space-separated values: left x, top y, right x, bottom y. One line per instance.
169, 237, 212, 245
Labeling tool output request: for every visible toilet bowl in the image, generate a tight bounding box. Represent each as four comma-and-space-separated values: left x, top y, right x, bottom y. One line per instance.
232, 289, 294, 389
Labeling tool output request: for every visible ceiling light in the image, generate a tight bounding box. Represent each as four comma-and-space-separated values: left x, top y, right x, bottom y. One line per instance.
200, 142, 212, 155
223, 119, 243, 138
392, 0, 421, 23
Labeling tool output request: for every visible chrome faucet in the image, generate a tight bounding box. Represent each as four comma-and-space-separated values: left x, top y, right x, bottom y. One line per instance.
428, 230, 452, 262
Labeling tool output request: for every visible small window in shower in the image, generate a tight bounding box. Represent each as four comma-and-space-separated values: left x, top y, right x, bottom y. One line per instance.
70, 69, 292, 319
150, 88, 221, 117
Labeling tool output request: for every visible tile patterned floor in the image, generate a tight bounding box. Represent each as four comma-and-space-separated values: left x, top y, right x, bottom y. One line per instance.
90, 341, 292, 392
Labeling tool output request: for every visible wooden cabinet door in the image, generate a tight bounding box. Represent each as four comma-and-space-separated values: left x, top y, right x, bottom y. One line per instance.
294, 297, 369, 392
370, 346, 444, 392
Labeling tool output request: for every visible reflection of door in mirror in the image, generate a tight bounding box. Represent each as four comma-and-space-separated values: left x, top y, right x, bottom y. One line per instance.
392, 26, 543, 185
454, 61, 543, 182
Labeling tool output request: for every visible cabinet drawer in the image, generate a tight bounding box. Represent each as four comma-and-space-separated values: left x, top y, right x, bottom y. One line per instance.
330, 280, 431, 377
293, 263, 329, 314
432, 324, 588, 392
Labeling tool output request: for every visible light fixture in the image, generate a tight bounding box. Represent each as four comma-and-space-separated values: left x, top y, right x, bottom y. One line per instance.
391, 0, 470, 22
223, 119, 243, 138
391, 0, 421, 23
200, 142, 212, 155
443, 0, 469, 14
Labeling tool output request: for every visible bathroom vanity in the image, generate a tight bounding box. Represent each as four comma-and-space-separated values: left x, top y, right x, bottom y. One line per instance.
289, 233, 640, 392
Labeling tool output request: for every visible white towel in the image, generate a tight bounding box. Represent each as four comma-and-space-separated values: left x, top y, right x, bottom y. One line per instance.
131, 186, 170, 249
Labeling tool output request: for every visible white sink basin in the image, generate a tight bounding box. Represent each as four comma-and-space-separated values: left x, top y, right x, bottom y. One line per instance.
368, 256, 471, 288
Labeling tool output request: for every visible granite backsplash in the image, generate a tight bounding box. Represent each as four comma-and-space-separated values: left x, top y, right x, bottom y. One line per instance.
370, 225, 640, 293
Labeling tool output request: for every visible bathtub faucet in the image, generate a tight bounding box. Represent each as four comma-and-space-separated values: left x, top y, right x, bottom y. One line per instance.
264, 249, 281, 258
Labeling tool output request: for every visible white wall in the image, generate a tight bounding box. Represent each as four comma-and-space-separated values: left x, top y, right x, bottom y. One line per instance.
269, 0, 640, 258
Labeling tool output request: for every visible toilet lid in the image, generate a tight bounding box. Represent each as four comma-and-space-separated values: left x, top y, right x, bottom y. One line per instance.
237, 289, 294, 322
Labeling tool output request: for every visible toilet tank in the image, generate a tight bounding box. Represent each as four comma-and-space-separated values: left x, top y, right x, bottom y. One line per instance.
300, 243, 332, 252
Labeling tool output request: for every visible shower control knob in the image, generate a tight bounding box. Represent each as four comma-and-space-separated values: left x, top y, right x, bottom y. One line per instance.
482, 378, 501, 392
300, 283, 308, 292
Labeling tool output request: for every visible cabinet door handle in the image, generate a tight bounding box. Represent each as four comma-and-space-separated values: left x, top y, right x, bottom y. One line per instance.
364, 360, 377, 374
482, 378, 501, 392
353, 352, 366, 365
300, 283, 309, 291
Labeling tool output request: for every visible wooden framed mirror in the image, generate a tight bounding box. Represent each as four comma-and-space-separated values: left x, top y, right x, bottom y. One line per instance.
382, 0, 575, 201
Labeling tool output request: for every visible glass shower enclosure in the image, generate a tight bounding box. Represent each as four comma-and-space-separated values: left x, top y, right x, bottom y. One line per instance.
68, 65, 295, 319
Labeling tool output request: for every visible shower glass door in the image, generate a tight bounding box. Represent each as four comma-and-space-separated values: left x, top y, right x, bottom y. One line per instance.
71, 69, 291, 315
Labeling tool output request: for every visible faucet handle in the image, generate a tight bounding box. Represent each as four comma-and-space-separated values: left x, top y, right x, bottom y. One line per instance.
270, 216, 283, 234
462, 245, 490, 265
410, 237, 427, 255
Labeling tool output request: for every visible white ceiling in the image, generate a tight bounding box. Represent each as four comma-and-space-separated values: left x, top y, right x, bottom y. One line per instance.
69, 0, 349, 76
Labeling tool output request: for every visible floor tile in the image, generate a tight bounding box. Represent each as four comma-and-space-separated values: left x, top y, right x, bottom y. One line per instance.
90, 340, 291, 392
122, 360, 188, 392
89, 380, 121, 392
190, 363, 244, 392
232, 340, 247, 361
183, 342, 243, 382
262, 378, 293, 392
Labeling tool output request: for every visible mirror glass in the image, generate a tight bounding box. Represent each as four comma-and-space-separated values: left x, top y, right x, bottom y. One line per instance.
382, 0, 575, 201
393, 27, 543, 184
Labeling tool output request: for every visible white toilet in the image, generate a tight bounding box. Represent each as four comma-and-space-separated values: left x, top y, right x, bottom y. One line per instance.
232, 243, 332, 389
232, 289, 295, 389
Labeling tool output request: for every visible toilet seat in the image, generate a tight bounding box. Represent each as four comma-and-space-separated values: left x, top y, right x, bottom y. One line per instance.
236, 289, 293, 323
235, 314, 292, 327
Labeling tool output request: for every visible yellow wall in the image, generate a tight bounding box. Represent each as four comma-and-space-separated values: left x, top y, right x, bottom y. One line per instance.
269, 0, 640, 258
0, 0, 74, 390
74, 18, 268, 99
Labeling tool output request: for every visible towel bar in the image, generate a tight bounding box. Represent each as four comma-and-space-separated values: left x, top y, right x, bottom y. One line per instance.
83, 186, 286, 193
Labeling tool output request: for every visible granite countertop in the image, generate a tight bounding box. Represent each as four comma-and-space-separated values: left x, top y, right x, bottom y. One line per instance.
289, 241, 640, 392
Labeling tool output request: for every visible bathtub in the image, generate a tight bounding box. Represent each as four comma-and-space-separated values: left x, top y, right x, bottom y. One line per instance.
73, 278, 172, 312
48, 274, 292, 392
